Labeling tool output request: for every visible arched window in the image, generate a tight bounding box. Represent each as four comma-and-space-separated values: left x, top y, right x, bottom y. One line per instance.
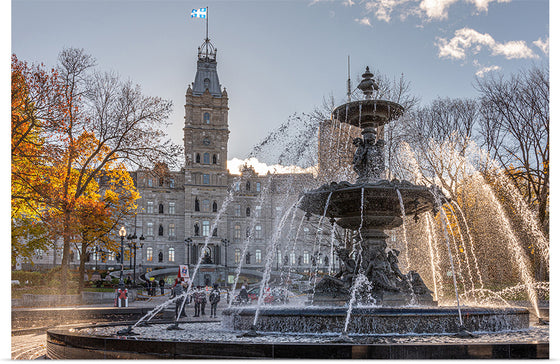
212, 201, 218, 212
146, 247, 153, 261
194, 223, 200, 236
212, 154, 217, 164
246, 207, 251, 217
246, 181, 251, 191
255, 249, 262, 263
202, 220, 210, 236
203, 153, 210, 164
158, 251, 163, 262
158, 224, 164, 236
195, 197, 200, 211
159, 203, 164, 214
168, 248, 175, 262
196, 153, 201, 163
290, 252, 296, 265
203, 112, 210, 124
255, 225, 262, 239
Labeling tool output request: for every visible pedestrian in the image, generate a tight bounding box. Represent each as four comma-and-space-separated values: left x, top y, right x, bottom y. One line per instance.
209, 283, 220, 318
171, 279, 187, 321
159, 278, 165, 295
200, 288, 207, 316
193, 288, 201, 317
239, 284, 248, 304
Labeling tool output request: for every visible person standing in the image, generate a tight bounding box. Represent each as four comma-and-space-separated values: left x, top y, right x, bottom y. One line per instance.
209, 283, 221, 318
200, 288, 207, 316
171, 279, 185, 321
159, 278, 165, 295
193, 288, 201, 317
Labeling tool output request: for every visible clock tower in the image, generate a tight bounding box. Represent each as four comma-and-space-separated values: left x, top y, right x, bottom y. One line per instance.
183, 37, 230, 280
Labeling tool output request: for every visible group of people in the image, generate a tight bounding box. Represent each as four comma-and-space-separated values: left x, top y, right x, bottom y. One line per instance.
144, 278, 166, 296
171, 280, 221, 320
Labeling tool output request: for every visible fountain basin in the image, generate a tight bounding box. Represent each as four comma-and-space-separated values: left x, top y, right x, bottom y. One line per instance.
299, 180, 438, 229
332, 100, 404, 128
222, 306, 529, 335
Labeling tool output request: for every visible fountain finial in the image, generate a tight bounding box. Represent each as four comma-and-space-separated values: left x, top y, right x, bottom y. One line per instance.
357, 66, 379, 99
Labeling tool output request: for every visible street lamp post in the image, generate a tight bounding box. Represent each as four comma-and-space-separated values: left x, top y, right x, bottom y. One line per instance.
138, 234, 145, 284
128, 232, 138, 286
118, 227, 126, 286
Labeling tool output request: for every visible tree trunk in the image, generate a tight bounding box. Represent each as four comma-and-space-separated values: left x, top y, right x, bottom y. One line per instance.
78, 239, 88, 294
60, 210, 71, 294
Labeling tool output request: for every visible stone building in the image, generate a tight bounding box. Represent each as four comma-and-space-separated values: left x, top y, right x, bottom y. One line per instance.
22, 38, 342, 286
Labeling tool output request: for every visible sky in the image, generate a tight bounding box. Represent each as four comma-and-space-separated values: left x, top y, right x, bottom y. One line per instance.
10, 0, 550, 161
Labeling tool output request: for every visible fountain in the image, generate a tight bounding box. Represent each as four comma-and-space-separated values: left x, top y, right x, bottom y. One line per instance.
45, 67, 546, 359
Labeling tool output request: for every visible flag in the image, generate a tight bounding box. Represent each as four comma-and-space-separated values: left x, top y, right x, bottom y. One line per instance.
179, 265, 190, 278
191, 8, 207, 19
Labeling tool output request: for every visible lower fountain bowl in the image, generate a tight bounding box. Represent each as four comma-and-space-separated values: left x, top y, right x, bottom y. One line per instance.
222, 306, 529, 335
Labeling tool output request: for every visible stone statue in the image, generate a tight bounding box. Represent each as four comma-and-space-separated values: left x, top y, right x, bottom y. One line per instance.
387, 249, 406, 282
334, 248, 356, 287
364, 249, 399, 292
352, 137, 367, 182
201, 249, 213, 264
406, 271, 432, 295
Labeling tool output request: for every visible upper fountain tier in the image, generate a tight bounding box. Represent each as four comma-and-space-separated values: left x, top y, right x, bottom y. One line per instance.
332, 67, 404, 129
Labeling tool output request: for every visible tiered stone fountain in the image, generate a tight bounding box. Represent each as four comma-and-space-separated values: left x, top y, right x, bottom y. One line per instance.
221, 67, 529, 335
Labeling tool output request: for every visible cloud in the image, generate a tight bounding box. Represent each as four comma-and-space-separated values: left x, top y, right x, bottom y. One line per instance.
343, 0, 355, 6
437, 27, 538, 60
355, 16, 373, 26
466, 0, 511, 12
364, 0, 418, 22
419, 0, 459, 20
227, 158, 316, 176
475, 64, 501, 77
533, 37, 549, 55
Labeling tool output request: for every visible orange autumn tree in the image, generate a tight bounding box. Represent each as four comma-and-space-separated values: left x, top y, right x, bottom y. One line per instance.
12, 49, 179, 293
11, 55, 67, 266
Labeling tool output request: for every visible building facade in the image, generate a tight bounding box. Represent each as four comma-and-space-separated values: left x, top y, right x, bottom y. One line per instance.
23, 38, 340, 286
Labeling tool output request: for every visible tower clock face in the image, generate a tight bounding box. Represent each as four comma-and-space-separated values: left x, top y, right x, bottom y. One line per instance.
202, 137, 211, 146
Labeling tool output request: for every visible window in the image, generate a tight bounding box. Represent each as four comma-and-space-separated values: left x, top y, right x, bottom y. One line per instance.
35, 249, 44, 259
212, 154, 217, 164
195, 197, 200, 211
203, 174, 210, 185
234, 225, 241, 241
202, 199, 210, 212
277, 249, 282, 265
245, 253, 251, 264
158, 224, 164, 236
234, 205, 241, 216
202, 220, 210, 237
255, 206, 261, 217
159, 203, 164, 214
109, 251, 116, 261
168, 248, 175, 262
246, 181, 251, 191
158, 251, 163, 262
290, 252, 296, 265
169, 223, 175, 237
255, 249, 262, 264
147, 201, 154, 214
212, 201, 218, 212
196, 153, 201, 163
147, 247, 153, 261
203, 112, 210, 124
169, 202, 176, 214
170, 179, 175, 188
194, 223, 200, 236
147, 178, 153, 187
303, 250, 310, 264
246, 207, 251, 217
256, 182, 261, 192
147, 223, 154, 236
234, 248, 241, 264
203, 153, 210, 164
255, 225, 262, 239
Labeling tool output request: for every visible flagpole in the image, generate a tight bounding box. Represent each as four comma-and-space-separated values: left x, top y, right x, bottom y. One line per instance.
206, 6, 209, 58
